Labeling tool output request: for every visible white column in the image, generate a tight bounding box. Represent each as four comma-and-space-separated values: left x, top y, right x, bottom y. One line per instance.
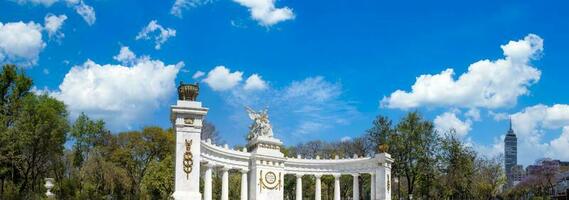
171, 100, 207, 200
352, 173, 360, 200
221, 167, 229, 200
240, 169, 248, 200
204, 164, 213, 200
314, 174, 322, 200
333, 174, 341, 200
296, 174, 303, 200
371, 173, 376, 200
375, 153, 393, 200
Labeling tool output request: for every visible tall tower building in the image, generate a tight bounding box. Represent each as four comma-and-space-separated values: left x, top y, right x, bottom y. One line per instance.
504, 119, 517, 188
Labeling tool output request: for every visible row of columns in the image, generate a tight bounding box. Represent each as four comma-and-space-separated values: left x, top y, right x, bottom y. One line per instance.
203, 164, 248, 200
296, 173, 374, 200
203, 164, 377, 200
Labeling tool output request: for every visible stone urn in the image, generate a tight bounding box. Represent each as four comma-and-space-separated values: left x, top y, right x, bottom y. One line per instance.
178, 82, 199, 101
378, 144, 389, 153
44, 178, 55, 199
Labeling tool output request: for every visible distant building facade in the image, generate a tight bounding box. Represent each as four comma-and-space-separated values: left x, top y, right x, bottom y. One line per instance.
553, 171, 569, 200
523, 158, 568, 199
504, 119, 518, 188
511, 165, 524, 186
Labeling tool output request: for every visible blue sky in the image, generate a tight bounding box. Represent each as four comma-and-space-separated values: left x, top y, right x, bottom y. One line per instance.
2, 0, 569, 165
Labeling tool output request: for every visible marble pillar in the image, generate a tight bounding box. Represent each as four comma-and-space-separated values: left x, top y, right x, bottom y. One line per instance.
352, 173, 360, 200
241, 169, 249, 200
296, 174, 303, 200
333, 174, 341, 200
204, 164, 213, 200
314, 174, 322, 200
221, 167, 229, 200
371, 173, 376, 200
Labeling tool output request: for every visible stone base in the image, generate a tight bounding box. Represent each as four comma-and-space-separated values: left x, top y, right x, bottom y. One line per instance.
171, 191, 202, 200
247, 136, 283, 157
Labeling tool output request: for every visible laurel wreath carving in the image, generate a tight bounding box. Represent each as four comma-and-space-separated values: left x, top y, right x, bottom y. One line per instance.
259, 170, 281, 192
183, 139, 194, 179
387, 174, 391, 192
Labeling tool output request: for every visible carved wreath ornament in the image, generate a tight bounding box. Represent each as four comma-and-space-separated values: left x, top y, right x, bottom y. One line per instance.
183, 139, 194, 179
259, 170, 281, 191
387, 174, 391, 192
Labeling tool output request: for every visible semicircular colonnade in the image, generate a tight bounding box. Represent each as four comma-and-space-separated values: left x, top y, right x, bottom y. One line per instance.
171, 83, 393, 200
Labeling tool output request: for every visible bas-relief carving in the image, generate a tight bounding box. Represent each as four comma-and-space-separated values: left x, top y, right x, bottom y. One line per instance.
183, 139, 194, 179
259, 170, 281, 192
387, 174, 391, 192
184, 118, 194, 126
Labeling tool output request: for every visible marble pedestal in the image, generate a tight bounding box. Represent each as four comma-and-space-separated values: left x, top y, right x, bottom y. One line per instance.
171, 100, 208, 200
248, 136, 285, 200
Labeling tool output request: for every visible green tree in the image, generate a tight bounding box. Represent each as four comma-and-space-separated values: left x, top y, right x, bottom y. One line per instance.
78, 149, 131, 199
3, 94, 69, 198
141, 155, 174, 199
395, 112, 438, 200
70, 113, 109, 168
438, 133, 476, 199
0, 64, 32, 128
0, 64, 69, 199
112, 127, 174, 197
0, 64, 33, 198
472, 156, 505, 199
367, 112, 439, 200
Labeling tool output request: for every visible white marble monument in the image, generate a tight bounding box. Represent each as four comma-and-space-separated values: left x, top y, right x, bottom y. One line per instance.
172, 83, 393, 200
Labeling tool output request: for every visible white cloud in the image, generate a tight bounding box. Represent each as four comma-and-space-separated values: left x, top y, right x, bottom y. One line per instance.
113, 46, 136, 65
192, 70, 205, 79
434, 111, 472, 137
472, 135, 505, 159
170, 0, 213, 18
52, 48, 182, 130
0, 21, 45, 66
489, 111, 509, 121
549, 127, 569, 161
15, 0, 57, 6
72, 1, 96, 26
465, 108, 481, 121
136, 20, 176, 50
44, 14, 67, 39
230, 19, 247, 28
382, 34, 543, 110
511, 104, 569, 138
283, 76, 341, 103
232, 0, 295, 26
13, 0, 96, 25
202, 66, 243, 91
244, 74, 267, 91
340, 136, 352, 142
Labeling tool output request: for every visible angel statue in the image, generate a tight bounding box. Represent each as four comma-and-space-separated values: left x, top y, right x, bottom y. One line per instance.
245, 106, 274, 140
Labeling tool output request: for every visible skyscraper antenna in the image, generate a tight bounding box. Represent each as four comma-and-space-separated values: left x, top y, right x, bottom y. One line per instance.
508, 117, 514, 133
